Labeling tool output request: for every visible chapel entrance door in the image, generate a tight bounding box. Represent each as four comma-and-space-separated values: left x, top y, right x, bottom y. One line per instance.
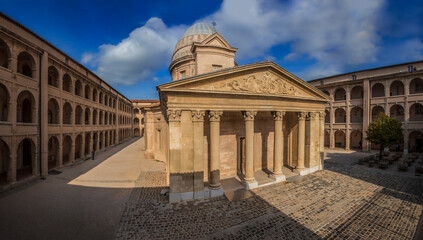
238, 137, 246, 176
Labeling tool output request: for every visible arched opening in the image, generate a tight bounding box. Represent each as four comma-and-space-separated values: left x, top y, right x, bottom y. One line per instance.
104, 95, 108, 106
62, 135, 72, 164
63, 102, 72, 124
99, 92, 103, 104
350, 107, 363, 123
335, 130, 346, 148
105, 132, 108, 148
75, 134, 82, 160
322, 90, 330, 97
350, 130, 362, 149
93, 109, 97, 125
75, 105, 83, 125
0, 39, 10, 69
104, 112, 108, 125
134, 128, 140, 137
134, 117, 139, 124
334, 88, 346, 101
324, 110, 330, 123
409, 131, 423, 152
350, 86, 363, 99
113, 99, 116, 108
0, 83, 10, 121
410, 103, 423, 121
113, 114, 116, 125
0, 140, 10, 184
48, 66, 59, 88
99, 132, 103, 150
324, 131, 330, 147
371, 83, 385, 98
134, 109, 139, 114
85, 108, 90, 125
84, 85, 91, 100
93, 133, 98, 151
371, 106, 384, 121
17, 138, 35, 181
390, 80, 404, 96
109, 114, 112, 124
17, 52, 35, 78
62, 74, 72, 92
93, 89, 97, 102
17, 90, 35, 123
48, 98, 59, 124
335, 108, 346, 123
74, 80, 82, 96
109, 97, 112, 107
410, 78, 423, 94
390, 104, 404, 122
85, 133, 91, 156
99, 111, 103, 125
48, 136, 59, 169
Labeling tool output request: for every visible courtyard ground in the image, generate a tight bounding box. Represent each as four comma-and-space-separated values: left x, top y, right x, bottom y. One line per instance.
1, 140, 423, 239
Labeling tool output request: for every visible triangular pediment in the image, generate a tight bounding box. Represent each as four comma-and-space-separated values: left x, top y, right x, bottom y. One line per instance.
158, 62, 330, 101
191, 33, 237, 52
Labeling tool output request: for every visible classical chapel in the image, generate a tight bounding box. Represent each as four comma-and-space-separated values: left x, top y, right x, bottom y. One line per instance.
143, 22, 330, 202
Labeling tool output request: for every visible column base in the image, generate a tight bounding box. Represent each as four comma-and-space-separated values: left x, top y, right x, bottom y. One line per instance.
204, 187, 224, 198
295, 166, 321, 176
242, 180, 258, 190
169, 188, 224, 202
270, 174, 286, 182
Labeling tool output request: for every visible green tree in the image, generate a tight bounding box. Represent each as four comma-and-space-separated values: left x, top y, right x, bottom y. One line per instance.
366, 113, 403, 160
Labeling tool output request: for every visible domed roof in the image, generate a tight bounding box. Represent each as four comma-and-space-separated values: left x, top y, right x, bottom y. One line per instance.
171, 22, 216, 63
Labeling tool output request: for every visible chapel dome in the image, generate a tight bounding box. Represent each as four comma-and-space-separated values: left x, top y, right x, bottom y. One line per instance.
171, 22, 216, 64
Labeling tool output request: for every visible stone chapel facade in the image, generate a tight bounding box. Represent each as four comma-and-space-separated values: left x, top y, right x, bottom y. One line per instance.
144, 23, 329, 202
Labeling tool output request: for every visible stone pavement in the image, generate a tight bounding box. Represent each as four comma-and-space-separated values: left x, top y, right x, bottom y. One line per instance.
114, 151, 423, 239
0, 137, 164, 240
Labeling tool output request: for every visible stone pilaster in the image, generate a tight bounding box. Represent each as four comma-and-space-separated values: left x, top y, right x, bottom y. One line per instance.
297, 112, 307, 170
167, 109, 183, 202
242, 110, 257, 189
40, 51, 48, 178
271, 111, 285, 182
192, 110, 205, 198
319, 111, 325, 169
208, 110, 223, 190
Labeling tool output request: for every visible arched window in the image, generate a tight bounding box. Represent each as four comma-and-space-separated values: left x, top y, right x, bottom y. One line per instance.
334, 88, 346, 101
104, 95, 108, 106
17, 138, 35, 180
75, 134, 83, 159
109, 97, 112, 107
0, 83, 10, 121
48, 98, 59, 124
63, 102, 72, 124
410, 78, 423, 94
48, 136, 59, 169
350, 107, 363, 123
74, 80, 82, 96
409, 131, 423, 152
62, 135, 72, 164
134, 109, 139, 114
48, 66, 59, 88
335, 130, 346, 148
390, 104, 404, 122
134, 118, 139, 124
17, 90, 35, 123
390, 80, 404, 96
350, 131, 362, 149
17, 52, 35, 78
85, 85, 91, 100
350, 86, 363, 99
75, 105, 83, 125
99, 92, 103, 104
99, 111, 103, 125
85, 108, 90, 125
335, 108, 346, 123
372, 83, 385, 98
62, 74, 72, 92
0, 39, 11, 69
0, 140, 10, 184
410, 103, 423, 121
93, 89, 97, 102
93, 109, 97, 125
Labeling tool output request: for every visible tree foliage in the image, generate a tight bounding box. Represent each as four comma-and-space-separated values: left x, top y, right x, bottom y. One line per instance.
366, 113, 403, 156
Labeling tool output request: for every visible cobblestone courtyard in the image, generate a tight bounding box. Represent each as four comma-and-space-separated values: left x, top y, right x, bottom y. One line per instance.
115, 153, 423, 239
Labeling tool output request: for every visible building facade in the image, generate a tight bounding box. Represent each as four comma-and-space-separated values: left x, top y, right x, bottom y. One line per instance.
145, 23, 328, 202
0, 13, 134, 189
131, 99, 159, 137
309, 61, 423, 153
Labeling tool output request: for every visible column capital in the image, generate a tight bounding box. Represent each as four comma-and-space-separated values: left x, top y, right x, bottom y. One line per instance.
191, 110, 205, 122
308, 112, 319, 120
242, 111, 257, 121
297, 112, 308, 120
167, 109, 182, 122
271, 111, 285, 121
208, 110, 223, 122
319, 111, 326, 120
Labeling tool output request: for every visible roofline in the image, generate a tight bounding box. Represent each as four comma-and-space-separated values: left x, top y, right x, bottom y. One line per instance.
309, 59, 423, 82
0, 11, 132, 103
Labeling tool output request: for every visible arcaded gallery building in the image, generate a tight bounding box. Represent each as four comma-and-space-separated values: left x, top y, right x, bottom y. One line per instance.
309, 61, 423, 153
144, 23, 329, 202
0, 13, 135, 189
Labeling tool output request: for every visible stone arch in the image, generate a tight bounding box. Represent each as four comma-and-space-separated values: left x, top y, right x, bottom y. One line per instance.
0, 139, 10, 184
134, 117, 139, 124
93, 89, 98, 102
324, 110, 330, 123
0, 83, 10, 121
104, 112, 108, 125
0, 38, 11, 69
62, 74, 72, 92
99, 92, 103, 104
390, 80, 404, 96
74, 80, 82, 96
17, 52, 35, 78
335, 108, 346, 123
134, 108, 139, 114
335, 130, 346, 148
84, 84, 91, 100
350, 130, 362, 149
410, 78, 423, 94
17, 90, 36, 123
93, 133, 98, 151
324, 130, 330, 148
409, 131, 423, 152
85, 108, 90, 125
75, 134, 83, 160
372, 83, 385, 98
109, 97, 112, 107
93, 109, 97, 125
350, 86, 363, 99
17, 138, 35, 180
134, 128, 140, 137
390, 104, 404, 122
85, 132, 91, 156
75, 105, 83, 125
62, 135, 72, 164
48, 66, 59, 88
99, 111, 103, 125
48, 136, 59, 169
62, 102, 72, 124
48, 98, 59, 124
350, 106, 363, 123
104, 95, 108, 106
371, 106, 384, 121
410, 103, 423, 121
334, 88, 346, 101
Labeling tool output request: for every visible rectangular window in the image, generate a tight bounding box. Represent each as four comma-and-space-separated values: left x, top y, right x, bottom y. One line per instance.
212, 64, 222, 71
180, 70, 186, 78
408, 66, 413, 72
352, 75, 356, 80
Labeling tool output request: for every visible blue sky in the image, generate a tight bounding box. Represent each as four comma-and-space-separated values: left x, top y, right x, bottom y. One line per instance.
2, 0, 422, 99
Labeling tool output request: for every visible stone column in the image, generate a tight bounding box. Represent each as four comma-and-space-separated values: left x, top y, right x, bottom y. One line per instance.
271, 111, 285, 182
297, 112, 307, 170
345, 89, 351, 151
208, 110, 223, 190
40, 51, 49, 178
89, 133, 93, 156
362, 79, 371, 151
58, 138, 63, 167
168, 110, 182, 202
330, 128, 335, 149
242, 110, 257, 189
192, 110, 205, 198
